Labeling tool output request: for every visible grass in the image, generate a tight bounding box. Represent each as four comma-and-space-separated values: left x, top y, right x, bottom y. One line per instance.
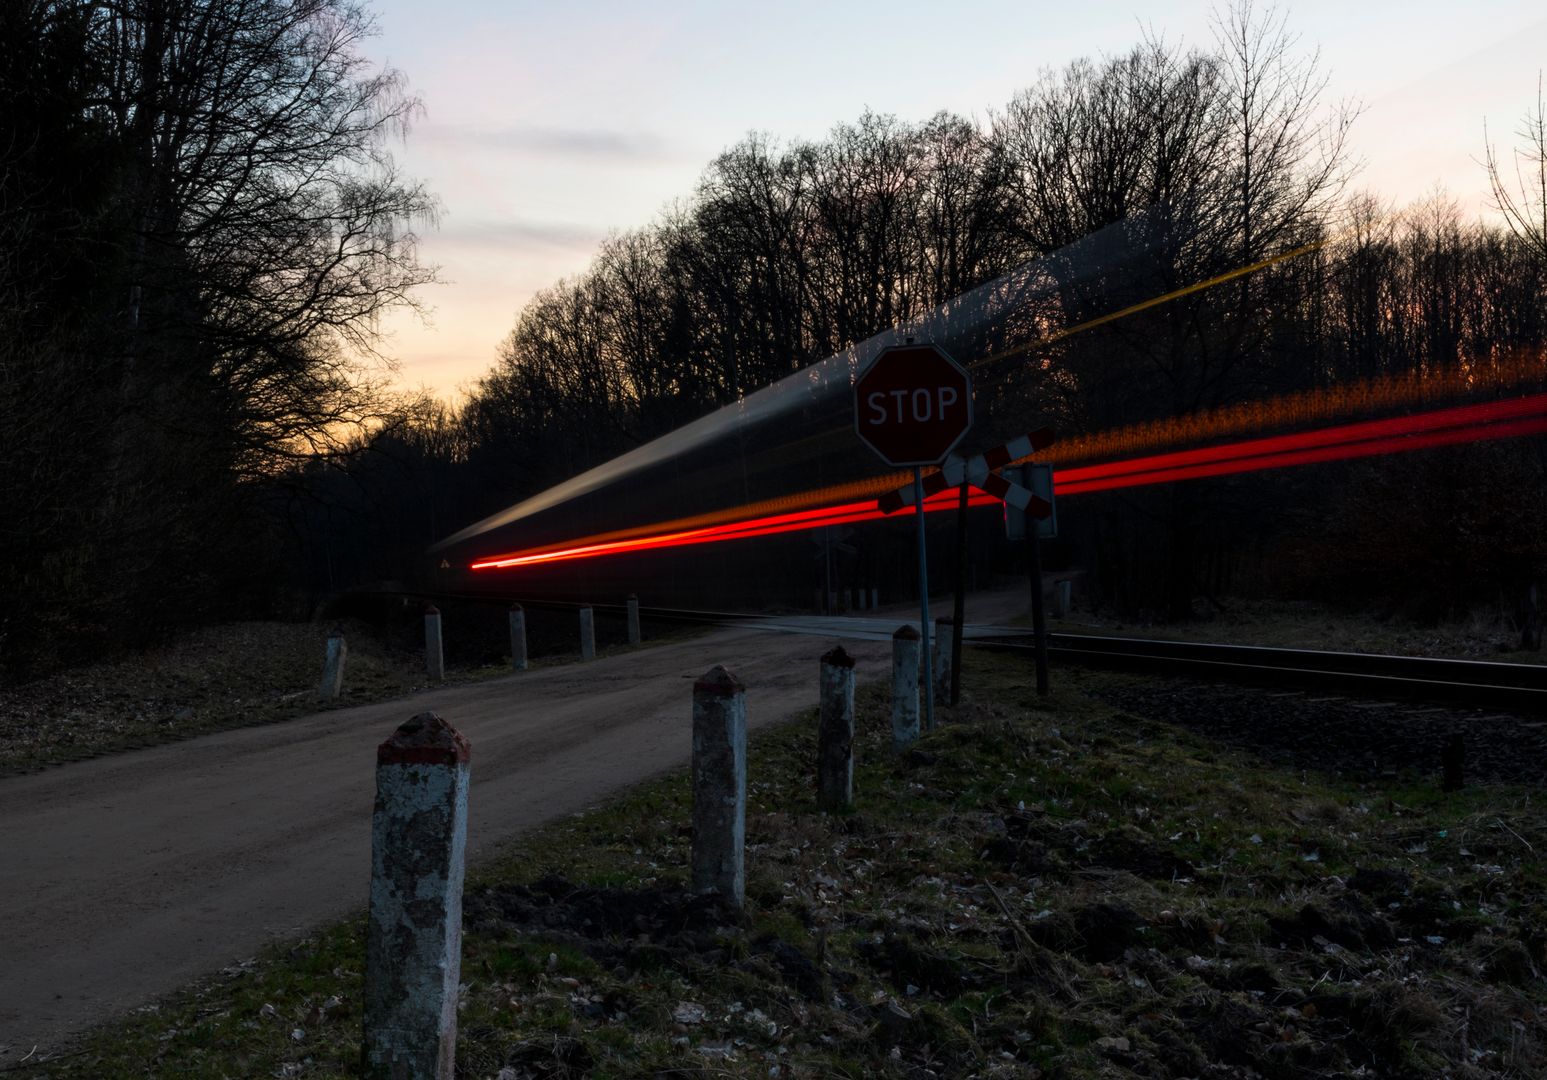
0, 615, 702, 776
1046, 593, 1547, 664
11, 654, 1547, 1078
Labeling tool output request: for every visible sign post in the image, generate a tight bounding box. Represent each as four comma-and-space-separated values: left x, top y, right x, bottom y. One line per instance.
855, 342, 974, 730
1004, 462, 1057, 694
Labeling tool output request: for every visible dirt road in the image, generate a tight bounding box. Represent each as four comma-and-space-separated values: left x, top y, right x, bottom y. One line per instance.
0, 591, 1027, 1059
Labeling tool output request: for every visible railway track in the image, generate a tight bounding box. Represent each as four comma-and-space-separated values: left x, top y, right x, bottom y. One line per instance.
382, 588, 1547, 713
973, 632, 1547, 713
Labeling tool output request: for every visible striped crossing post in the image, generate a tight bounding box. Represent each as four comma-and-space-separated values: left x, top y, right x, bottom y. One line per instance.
876, 429, 1055, 516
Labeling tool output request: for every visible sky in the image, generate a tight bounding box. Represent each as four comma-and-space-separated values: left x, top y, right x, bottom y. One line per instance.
365, 0, 1547, 400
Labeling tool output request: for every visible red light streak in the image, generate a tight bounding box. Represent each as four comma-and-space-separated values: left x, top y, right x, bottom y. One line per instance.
1054, 393, 1547, 495
470, 393, 1547, 572
471, 491, 1001, 569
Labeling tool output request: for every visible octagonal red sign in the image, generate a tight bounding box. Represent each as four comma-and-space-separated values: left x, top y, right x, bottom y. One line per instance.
853, 343, 974, 466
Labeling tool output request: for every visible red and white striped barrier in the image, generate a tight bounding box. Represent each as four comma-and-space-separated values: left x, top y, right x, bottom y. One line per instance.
878, 428, 1056, 516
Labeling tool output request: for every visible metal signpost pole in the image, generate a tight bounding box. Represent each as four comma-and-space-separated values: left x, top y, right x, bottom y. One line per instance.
1026, 465, 1050, 696
914, 467, 935, 731
951, 481, 968, 704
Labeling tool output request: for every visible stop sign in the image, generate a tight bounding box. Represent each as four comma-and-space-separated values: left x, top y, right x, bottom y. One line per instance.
853, 343, 974, 466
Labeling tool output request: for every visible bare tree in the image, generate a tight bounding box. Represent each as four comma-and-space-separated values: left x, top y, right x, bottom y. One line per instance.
91, 0, 438, 475
1486, 73, 1547, 261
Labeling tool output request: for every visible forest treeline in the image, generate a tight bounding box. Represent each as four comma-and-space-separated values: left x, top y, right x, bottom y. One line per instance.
1, 0, 433, 674
4, 1, 1545, 677
310, 7, 1547, 626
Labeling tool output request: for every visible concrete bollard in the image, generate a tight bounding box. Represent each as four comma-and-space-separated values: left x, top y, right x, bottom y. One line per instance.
627, 594, 642, 645
856, 589, 867, 612
817, 646, 857, 812
579, 605, 596, 661
424, 606, 445, 682
891, 625, 921, 751
870, 587, 880, 610
691, 665, 747, 909
508, 604, 528, 672
319, 625, 347, 701
1054, 580, 1072, 618
362, 713, 470, 1080
934, 618, 954, 706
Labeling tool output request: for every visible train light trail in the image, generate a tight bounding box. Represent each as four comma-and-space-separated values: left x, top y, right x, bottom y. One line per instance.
470, 490, 1003, 570
1054, 392, 1547, 494
469, 391, 1547, 573
1041, 346, 1547, 469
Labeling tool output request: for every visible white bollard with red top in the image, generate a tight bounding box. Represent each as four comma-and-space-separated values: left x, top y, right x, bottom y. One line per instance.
362, 713, 470, 1079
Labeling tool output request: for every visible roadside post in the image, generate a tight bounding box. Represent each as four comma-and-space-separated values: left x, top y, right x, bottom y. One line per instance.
853, 341, 974, 733
579, 605, 596, 661
319, 625, 347, 701
934, 617, 953, 705
1005, 462, 1058, 696
891, 625, 921, 749
424, 605, 445, 682
362, 712, 470, 1080
627, 594, 642, 645
817, 646, 857, 811
509, 603, 528, 671
951, 482, 969, 703
691, 665, 747, 909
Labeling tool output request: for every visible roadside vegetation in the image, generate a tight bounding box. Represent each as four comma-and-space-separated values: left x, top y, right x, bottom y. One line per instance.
19, 652, 1545, 1078
0, 607, 695, 776
1047, 595, 1547, 664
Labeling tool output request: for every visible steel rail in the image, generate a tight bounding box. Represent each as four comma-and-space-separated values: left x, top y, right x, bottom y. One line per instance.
972, 633, 1547, 712
359, 589, 1547, 711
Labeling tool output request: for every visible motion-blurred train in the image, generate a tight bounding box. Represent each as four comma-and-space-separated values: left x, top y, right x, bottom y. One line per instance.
426, 224, 1141, 611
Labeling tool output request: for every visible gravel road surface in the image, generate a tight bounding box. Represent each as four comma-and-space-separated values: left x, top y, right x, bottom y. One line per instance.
0, 590, 1026, 1059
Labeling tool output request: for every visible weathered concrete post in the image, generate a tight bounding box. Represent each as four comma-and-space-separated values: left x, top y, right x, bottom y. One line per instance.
856, 588, 867, 612
817, 646, 857, 812
891, 625, 921, 751
508, 604, 528, 672
319, 625, 347, 701
691, 665, 746, 909
424, 606, 445, 682
579, 605, 596, 661
934, 617, 954, 706
627, 594, 642, 645
362, 713, 471, 1080
1054, 580, 1073, 618
870, 587, 880, 610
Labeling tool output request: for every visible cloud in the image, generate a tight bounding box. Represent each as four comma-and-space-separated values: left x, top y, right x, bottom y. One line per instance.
419, 123, 673, 163
434, 218, 605, 254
